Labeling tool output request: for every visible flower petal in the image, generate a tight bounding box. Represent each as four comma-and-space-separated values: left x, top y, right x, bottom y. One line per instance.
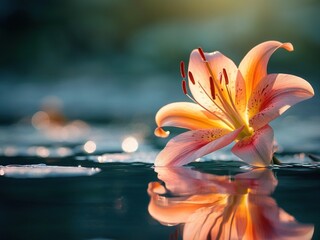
184, 206, 223, 240
248, 195, 314, 240
248, 74, 314, 130
235, 199, 248, 239
234, 70, 247, 117
188, 49, 238, 113
155, 167, 235, 196
231, 125, 274, 167
155, 127, 243, 167
147, 182, 202, 225
155, 102, 231, 138
239, 41, 294, 99
235, 169, 278, 195
155, 167, 210, 195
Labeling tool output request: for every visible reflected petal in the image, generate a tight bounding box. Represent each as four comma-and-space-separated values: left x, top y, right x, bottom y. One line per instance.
235, 168, 278, 195
155, 167, 235, 195
147, 182, 211, 226
148, 167, 314, 240
248, 195, 314, 240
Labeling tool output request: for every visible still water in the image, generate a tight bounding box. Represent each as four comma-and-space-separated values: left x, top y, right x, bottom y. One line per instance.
0, 118, 319, 239
0, 158, 319, 240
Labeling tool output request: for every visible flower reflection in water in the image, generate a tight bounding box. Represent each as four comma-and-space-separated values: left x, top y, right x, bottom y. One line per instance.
148, 168, 314, 240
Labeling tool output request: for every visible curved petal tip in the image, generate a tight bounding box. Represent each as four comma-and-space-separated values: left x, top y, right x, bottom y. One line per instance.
282, 42, 294, 52
154, 127, 170, 138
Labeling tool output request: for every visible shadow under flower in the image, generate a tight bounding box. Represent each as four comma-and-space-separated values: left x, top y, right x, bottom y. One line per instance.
148, 167, 314, 240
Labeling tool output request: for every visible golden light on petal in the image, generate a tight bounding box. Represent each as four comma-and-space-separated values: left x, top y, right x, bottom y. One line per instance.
84, 140, 96, 154
36, 147, 50, 158
121, 137, 139, 153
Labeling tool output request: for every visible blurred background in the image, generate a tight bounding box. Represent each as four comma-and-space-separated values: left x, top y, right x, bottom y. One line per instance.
1, 2, 319, 239
0, 0, 319, 125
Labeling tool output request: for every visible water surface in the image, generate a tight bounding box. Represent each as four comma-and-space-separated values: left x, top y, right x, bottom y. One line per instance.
0, 157, 319, 240
0, 120, 319, 239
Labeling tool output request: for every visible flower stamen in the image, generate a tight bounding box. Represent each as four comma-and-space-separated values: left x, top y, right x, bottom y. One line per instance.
188, 71, 195, 85
222, 68, 229, 85
197, 81, 235, 129
181, 80, 187, 95
201, 62, 241, 127
198, 47, 206, 61
200, 58, 249, 130
219, 73, 223, 84
181, 75, 234, 129
180, 61, 186, 78
209, 76, 216, 100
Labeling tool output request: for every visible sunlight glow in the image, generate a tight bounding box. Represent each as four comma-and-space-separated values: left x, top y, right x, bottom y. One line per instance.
121, 137, 139, 153
84, 140, 96, 154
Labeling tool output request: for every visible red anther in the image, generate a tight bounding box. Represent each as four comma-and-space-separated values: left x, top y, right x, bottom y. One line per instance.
180, 61, 186, 78
219, 72, 223, 84
198, 47, 206, 61
222, 68, 229, 85
182, 80, 188, 94
209, 76, 215, 99
188, 71, 195, 85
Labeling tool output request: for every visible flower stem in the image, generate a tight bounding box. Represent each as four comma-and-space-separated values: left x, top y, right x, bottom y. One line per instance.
272, 155, 282, 165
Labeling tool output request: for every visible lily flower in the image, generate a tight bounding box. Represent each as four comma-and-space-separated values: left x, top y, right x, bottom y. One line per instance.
154, 41, 314, 167
148, 167, 314, 240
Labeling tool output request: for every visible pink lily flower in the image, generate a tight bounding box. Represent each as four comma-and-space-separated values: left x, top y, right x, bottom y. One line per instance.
148, 168, 314, 240
154, 41, 314, 167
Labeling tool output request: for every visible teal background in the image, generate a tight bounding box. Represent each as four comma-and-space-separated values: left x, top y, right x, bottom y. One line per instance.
0, 0, 319, 124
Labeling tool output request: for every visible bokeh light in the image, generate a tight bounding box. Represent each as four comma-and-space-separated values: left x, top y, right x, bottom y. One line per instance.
121, 137, 139, 153
32, 111, 51, 129
83, 140, 97, 154
36, 147, 50, 158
